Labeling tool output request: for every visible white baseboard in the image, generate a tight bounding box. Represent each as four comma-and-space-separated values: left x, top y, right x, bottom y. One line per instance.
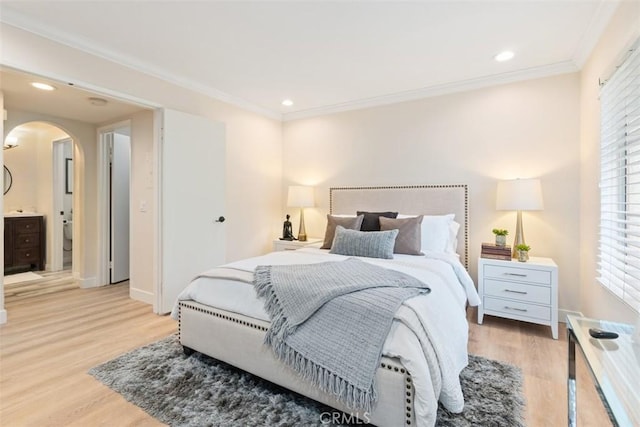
0, 309, 7, 324
130, 287, 154, 305
559, 309, 583, 323
74, 273, 99, 288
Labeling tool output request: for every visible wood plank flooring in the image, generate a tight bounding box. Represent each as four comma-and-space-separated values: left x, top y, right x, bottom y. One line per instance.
0, 284, 613, 426
3, 270, 77, 301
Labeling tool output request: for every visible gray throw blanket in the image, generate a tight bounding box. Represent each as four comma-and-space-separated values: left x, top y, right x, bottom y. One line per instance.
253, 258, 431, 412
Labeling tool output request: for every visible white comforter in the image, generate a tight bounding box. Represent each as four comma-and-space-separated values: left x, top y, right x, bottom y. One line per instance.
173, 247, 480, 427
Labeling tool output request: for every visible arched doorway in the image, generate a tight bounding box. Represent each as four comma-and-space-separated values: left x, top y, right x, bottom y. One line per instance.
3, 121, 79, 297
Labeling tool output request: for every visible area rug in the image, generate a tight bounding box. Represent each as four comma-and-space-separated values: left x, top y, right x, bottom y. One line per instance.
89, 335, 525, 426
3, 271, 43, 285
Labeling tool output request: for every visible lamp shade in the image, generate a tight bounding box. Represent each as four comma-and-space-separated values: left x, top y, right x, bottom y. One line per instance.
496, 178, 544, 211
287, 185, 315, 208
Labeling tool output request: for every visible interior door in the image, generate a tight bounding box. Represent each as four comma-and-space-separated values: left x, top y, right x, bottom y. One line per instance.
110, 131, 131, 283
159, 109, 226, 313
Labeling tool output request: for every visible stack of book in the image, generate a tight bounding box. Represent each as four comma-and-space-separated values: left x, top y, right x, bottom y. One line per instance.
481, 243, 512, 260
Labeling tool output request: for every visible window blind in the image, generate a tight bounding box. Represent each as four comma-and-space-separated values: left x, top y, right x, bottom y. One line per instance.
599, 38, 640, 313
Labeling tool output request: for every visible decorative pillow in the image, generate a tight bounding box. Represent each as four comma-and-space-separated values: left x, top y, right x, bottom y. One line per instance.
356, 211, 398, 231
320, 214, 365, 249
447, 221, 461, 254
379, 215, 424, 255
329, 226, 398, 259
398, 213, 455, 253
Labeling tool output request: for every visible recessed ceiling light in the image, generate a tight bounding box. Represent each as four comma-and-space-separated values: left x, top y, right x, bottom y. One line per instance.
31, 82, 56, 91
494, 51, 515, 62
282, 99, 294, 107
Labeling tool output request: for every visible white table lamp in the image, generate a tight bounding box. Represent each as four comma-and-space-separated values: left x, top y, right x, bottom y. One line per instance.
496, 178, 544, 257
287, 185, 314, 241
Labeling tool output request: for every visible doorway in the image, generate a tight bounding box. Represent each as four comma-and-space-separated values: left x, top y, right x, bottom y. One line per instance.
52, 137, 73, 271
98, 123, 131, 285
3, 123, 77, 300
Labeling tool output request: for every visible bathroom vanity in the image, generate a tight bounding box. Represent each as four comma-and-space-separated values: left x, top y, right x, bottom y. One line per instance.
4, 214, 46, 273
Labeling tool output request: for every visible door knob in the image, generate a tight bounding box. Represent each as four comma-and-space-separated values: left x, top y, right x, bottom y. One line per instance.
215, 216, 226, 223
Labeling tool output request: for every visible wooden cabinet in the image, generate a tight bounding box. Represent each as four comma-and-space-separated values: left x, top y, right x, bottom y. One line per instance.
477, 256, 558, 339
4, 215, 46, 273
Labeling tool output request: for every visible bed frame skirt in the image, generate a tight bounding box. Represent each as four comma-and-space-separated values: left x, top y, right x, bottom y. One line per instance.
179, 300, 416, 426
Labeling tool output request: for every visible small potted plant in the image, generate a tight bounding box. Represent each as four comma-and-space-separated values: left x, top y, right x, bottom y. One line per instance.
515, 244, 530, 262
492, 228, 509, 247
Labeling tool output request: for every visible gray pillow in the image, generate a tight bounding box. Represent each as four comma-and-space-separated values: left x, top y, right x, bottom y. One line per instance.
379, 215, 424, 255
321, 215, 365, 249
329, 226, 398, 259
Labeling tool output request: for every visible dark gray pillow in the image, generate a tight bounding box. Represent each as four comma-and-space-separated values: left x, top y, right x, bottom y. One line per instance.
379, 215, 424, 255
329, 226, 398, 259
321, 215, 365, 249
357, 211, 398, 231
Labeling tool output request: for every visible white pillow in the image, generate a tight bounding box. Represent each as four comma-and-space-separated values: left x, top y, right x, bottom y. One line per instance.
398, 213, 457, 254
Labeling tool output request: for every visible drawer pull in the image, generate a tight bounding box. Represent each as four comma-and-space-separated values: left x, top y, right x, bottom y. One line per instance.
25, 253, 30, 257
504, 306, 527, 312
25, 239, 30, 243
504, 273, 527, 277
504, 289, 528, 295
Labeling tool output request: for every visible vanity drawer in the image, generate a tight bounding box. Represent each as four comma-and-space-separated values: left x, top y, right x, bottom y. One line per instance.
13, 248, 40, 265
14, 218, 42, 234
14, 232, 40, 249
483, 264, 551, 285
484, 279, 551, 305
5, 215, 45, 271
484, 296, 551, 321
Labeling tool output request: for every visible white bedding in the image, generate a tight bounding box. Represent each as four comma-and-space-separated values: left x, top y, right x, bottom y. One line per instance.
173, 246, 480, 427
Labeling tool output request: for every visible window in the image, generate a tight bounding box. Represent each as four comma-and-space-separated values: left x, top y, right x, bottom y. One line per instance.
599, 39, 640, 313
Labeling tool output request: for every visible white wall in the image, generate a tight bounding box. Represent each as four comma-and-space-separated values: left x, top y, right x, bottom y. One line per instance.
126, 110, 155, 302
579, 1, 640, 324
283, 73, 581, 314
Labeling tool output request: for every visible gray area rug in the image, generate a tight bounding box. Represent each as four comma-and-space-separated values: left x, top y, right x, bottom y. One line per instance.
89, 335, 524, 426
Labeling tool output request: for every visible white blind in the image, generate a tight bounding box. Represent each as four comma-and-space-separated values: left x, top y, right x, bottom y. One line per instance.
599, 38, 640, 313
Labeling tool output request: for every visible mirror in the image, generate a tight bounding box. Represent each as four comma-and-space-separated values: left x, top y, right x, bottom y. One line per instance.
3, 165, 12, 195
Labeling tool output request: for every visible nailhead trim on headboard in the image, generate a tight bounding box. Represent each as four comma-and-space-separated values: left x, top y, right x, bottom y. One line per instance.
329, 184, 469, 269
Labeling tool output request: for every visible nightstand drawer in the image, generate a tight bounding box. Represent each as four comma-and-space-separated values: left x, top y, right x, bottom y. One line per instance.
484, 296, 551, 321
484, 279, 551, 305
484, 264, 551, 285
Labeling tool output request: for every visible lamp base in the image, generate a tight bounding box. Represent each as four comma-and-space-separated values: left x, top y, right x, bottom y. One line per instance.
512, 210, 526, 258
298, 207, 307, 242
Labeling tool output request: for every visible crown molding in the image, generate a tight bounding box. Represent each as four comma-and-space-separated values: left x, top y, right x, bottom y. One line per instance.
0, 8, 282, 121
571, 0, 619, 68
283, 61, 579, 122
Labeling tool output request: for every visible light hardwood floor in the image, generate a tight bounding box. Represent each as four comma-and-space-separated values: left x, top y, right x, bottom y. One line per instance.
0, 284, 612, 426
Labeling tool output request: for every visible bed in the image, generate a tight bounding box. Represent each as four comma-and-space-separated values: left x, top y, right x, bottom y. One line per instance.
175, 185, 480, 427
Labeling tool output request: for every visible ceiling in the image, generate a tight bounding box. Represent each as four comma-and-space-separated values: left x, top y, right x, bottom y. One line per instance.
0, 1, 619, 121
1, 67, 147, 125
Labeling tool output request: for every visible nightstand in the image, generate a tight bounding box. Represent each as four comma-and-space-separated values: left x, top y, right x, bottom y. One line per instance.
272, 238, 323, 252
477, 256, 558, 339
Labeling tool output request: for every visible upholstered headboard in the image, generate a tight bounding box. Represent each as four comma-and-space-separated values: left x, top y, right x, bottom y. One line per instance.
330, 185, 469, 268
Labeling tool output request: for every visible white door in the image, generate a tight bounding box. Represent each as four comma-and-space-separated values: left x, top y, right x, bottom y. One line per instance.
110, 132, 131, 283
159, 109, 226, 313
